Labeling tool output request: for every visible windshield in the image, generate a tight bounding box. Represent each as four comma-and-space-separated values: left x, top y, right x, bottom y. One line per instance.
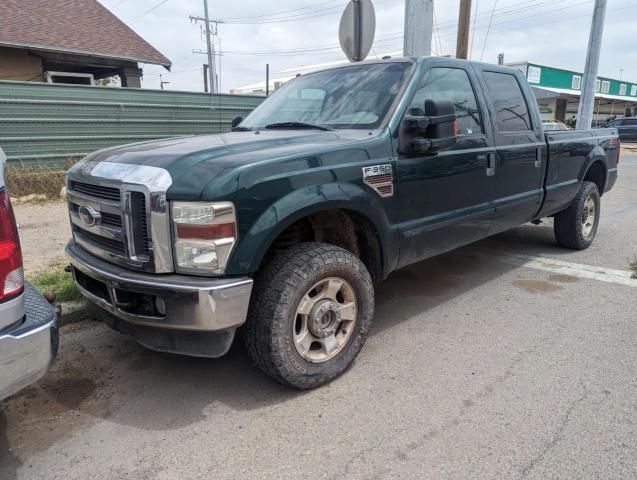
240, 62, 413, 130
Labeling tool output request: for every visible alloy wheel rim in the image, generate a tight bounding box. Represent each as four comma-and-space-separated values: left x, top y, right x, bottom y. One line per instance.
292, 277, 357, 363
581, 195, 596, 238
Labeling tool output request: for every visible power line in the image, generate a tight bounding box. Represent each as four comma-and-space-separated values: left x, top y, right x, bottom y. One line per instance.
189, 0, 582, 61
469, 0, 479, 59
219, 0, 343, 21
432, 4, 444, 56
216, 0, 614, 58
480, 0, 499, 61
128, 0, 170, 25
216, 0, 594, 57
109, 0, 128, 10
221, 5, 346, 24
219, 0, 389, 25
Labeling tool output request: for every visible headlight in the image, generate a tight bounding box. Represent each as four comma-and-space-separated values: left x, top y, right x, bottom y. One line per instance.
171, 201, 237, 275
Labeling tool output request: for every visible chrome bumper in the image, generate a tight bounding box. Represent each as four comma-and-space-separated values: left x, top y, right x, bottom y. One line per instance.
0, 284, 58, 401
66, 241, 253, 333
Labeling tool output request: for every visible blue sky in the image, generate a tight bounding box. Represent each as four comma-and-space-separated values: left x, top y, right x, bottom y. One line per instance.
97, 0, 637, 93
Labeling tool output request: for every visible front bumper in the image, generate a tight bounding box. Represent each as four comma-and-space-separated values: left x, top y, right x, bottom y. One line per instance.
66, 241, 253, 356
0, 283, 58, 401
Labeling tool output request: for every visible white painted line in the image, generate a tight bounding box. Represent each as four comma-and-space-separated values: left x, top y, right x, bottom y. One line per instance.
488, 252, 637, 288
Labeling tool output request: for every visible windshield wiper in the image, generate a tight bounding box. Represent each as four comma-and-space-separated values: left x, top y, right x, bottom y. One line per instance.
264, 121, 333, 131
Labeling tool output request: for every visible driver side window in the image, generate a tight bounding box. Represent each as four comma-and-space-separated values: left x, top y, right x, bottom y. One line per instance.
408, 67, 483, 136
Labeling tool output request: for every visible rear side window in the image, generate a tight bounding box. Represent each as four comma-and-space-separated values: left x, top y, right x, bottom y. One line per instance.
408, 67, 483, 135
483, 72, 532, 132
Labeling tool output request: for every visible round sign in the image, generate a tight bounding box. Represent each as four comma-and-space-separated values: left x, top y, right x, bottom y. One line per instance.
339, 0, 376, 62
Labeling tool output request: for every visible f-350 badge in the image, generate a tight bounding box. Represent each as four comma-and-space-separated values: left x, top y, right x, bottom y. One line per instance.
362, 164, 394, 198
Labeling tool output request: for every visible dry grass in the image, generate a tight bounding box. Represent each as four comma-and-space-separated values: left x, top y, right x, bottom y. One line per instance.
5, 159, 79, 199
630, 258, 637, 280
28, 263, 82, 303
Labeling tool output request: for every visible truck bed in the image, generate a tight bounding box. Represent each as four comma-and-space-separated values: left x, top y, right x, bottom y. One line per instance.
537, 127, 619, 219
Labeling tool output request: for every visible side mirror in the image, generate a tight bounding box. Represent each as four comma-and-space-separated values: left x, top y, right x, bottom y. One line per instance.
399, 99, 457, 155
231, 115, 243, 130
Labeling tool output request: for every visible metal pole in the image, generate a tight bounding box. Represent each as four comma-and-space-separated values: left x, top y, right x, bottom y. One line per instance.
576, 0, 607, 130
353, 0, 362, 61
266, 64, 270, 96
497, 53, 504, 65
203, 64, 209, 93
456, 0, 472, 60
403, 0, 433, 57
203, 0, 215, 94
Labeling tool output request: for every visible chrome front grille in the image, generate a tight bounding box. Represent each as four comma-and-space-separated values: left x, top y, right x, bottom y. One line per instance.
128, 191, 151, 257
70, 202, 122, 228
66, 161, 174, 274
69, 181, 121, 202
68, 180, 152, 270
72, 225, 126, 256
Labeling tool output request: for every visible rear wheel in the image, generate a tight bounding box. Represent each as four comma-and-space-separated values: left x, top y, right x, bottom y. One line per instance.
554, 181, 600, 250
244, 243, 374, 389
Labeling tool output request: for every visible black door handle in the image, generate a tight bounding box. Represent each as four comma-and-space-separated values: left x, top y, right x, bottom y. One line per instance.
535, 147, 542, 168
486, 152, 496, 176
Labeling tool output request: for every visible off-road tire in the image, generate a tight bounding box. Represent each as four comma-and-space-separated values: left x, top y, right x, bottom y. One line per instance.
554, 181, 601, 250
244, 242, 374, 389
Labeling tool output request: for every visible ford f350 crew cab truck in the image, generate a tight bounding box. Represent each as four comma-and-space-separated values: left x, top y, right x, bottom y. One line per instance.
66, 57, 619, 389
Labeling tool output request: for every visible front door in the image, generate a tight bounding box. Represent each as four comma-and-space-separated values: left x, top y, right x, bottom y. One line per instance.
395, 65, 496, 269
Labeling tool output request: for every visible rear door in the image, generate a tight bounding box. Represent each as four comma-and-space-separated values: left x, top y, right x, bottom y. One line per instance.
476, 68, 546, 234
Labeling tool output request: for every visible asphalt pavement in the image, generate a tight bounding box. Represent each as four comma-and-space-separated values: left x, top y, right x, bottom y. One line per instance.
1, 154, 636, 480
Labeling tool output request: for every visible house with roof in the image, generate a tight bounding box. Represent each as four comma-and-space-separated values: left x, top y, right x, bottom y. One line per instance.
0, 0, 170, 87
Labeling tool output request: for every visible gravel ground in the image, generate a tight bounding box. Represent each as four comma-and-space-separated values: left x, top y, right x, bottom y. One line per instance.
14, 201, 70, 275
1, 154, 636, 480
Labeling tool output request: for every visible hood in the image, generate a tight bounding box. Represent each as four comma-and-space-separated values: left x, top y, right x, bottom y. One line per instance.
81, 130, 374, 199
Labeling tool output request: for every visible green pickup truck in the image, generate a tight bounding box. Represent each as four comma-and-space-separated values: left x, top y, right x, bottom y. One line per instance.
66, 57, 619, 389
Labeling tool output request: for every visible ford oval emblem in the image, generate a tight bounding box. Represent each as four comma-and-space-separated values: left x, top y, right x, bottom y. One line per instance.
78, 205, 102, 227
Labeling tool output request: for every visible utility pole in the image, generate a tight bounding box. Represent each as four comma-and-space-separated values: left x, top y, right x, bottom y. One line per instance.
203, 0, 215, 94
456, 0, 472, 60
266, 64, 270, 97
190, 4, 224, 94
498, 53, 504, 65
576, 0, 607, 130
203, 64, 209, 93
403, 0, 433, 57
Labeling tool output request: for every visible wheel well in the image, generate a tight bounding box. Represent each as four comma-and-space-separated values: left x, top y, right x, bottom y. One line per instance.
261, 209, 383, 282
584, 161, 606, 196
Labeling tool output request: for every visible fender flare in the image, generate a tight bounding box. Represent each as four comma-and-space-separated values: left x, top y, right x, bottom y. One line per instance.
225, 182, 398, 276
579, 146, 608, 193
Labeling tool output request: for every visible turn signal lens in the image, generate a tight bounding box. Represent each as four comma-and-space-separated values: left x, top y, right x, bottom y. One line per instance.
176, 222, 236, 241
171, 202, 237, 275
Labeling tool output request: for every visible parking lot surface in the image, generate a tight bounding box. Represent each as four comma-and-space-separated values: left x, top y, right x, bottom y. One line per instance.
1, 154, 636, 480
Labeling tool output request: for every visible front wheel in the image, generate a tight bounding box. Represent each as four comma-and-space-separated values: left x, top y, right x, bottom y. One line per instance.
244, 243, 374, 389
554, 181, 601, 250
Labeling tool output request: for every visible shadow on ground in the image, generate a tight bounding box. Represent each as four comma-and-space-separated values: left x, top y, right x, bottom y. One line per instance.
0, 226, 554, 471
